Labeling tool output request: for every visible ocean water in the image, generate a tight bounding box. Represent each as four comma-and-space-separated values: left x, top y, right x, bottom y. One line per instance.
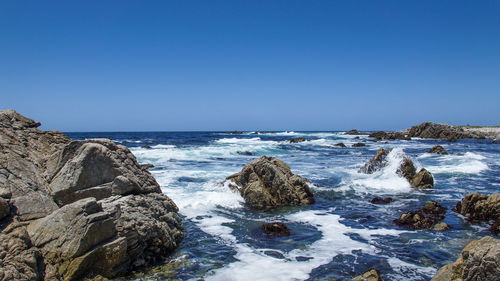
66, 131, 500, 281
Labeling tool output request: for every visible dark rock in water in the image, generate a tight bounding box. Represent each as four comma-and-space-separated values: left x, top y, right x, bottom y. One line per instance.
370, 197, 393, 204
492, 140, 500, 144
0, 110, 184, 280
231, 131, 244, 135
345, 129, 369, 135
431, 236, 500, 281
454, 193, 499, 222
359, 148, 392, 174
354, 136, 360, 139
0, 197, 10, 219
141, 163, 155, 170
394, 201, 448, 230
237, 151, 254, 156
369, 131, 410, 140
226, 156, 314, 209
141, 145, 153, 149
428, 145, 448, 154
405, 122, 486, 140
396, 157, 417, 181
289, 137, 306, 143
335, 142, 347, 147
411, 168, 434, 189
261, 222, 291, 237
353, 268, 382, 281
352, 142, 366, 147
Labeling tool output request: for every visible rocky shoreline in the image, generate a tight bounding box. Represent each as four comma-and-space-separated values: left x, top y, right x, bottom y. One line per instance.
0, 110, 183, 280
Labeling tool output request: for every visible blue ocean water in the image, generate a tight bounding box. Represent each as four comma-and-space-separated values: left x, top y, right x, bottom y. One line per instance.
66, 131, 500, 281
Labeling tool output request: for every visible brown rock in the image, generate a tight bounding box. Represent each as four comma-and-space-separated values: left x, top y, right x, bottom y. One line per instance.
454, 193, 500, 221
289, 137, 306, 143
261, 222, 291, 237
359, 148, 392, 174
431, 236, 500, 281
370, 197, 393, 204
428, 145, 448, 155
394, 201, 448, 230
226, 156, 314, 209
405, 122, 486, 140
353, 268, 382, 281
352, 142, 367, 147
0, 197, 9, 219
411, 168, 434, 189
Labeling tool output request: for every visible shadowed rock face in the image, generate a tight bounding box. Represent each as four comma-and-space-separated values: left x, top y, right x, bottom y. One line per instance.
0, 110, 183, 281
431, 236, 500, 281
226, 156, 314, 209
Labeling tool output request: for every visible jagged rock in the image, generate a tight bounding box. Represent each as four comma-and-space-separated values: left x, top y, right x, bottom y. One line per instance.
353, 268, 382, 281
428, 145, 448, 155
369, 131, 410, 140
359, 148, 392, 174
410, 168, 434, 189
261, 222, 291, 237
433, 222, 451, 231
335, 142, 347, 147
405, 122, 486, 140
352, 142, 366, 147
0, 110, 184, 280
431, 236, 500, 281
140, 164, 155, 170
359, 148, 434, 189
289, 137, 306, 143
370, 197, 393, 204
226, 156, 314, 209
454, 193, 500, 221
0, 197, 9, 219
394, 201, 448, 230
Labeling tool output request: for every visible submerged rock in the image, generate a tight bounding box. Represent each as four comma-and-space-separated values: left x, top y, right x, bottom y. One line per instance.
141, 145, 152, 149
289, 137, 306, 143
370, 197, 393, 204
352, 268, 382, 281
261, 222, 291, 237
428, 145, 448, 154
352, 142, 367, 147
404, 122, 486, 140
226, 156, 314, 209
0, 110, 184, 280
359, 148, 434, 189
431, 236, 500, 281
394, 201, 449, 230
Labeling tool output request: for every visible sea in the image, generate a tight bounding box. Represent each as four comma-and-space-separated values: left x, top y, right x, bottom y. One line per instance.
65, 131, 500, 281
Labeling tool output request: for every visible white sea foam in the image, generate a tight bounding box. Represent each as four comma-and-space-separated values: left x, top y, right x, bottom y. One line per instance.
386, 257, 437, 280
424, 152, 489, 174
339, 148, 413, 194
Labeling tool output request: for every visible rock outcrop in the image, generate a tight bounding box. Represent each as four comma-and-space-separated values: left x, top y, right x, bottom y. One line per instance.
289, 137, 306, 143
226, 156, 314, 209
352, 268, 382, 281
454, 193, 500, 235
431, 236, 500, 281
345, 129, 369, 135
404, 122, 487, 140
428, 145, 448, 155
369, 131, 410, 140
359, 148, 434, 189
0, 110, 183, 280
394, 201, 450, 230
352, 142, 366, 147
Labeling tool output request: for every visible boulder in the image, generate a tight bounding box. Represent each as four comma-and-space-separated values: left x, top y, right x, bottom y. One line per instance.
404, 122, 486, 140
352, 142, 367, 147
359, 148, 434, 189
261, 222, 291, 237
428, 145, 448, 155
454, 193, 500, 221
226, 156, 314, 209
0, 110, 184, 280
370, 197, 393, 204
141, 145, 152, 149
394, 201, 449, 230
431, 236, 500, 281
352, 268, 382, 281
289, 137, 306, 143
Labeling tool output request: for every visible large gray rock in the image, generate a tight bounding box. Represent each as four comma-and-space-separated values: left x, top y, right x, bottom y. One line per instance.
0, 110, 183, 280
226, 156, 314, 209
431, 236, 500, 281
404, 122, 487, 140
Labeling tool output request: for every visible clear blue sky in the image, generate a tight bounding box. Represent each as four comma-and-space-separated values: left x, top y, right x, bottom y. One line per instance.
1, 1, 499, 131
